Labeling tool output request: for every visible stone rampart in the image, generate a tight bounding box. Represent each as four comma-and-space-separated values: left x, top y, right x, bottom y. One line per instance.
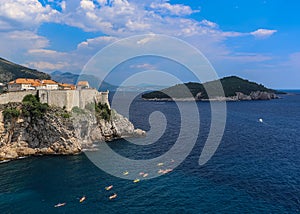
0, 89, 110, 111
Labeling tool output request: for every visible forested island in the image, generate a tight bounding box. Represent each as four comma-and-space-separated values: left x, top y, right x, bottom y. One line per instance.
142, 76, 284, 101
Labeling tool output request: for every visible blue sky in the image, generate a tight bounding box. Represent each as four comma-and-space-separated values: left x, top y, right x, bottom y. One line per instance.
0, 0, 299, 88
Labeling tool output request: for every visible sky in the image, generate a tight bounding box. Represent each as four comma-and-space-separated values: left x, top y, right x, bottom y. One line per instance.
0, 0, 299, 89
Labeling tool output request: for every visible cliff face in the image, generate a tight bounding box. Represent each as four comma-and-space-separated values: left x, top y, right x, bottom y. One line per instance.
235, 91, 278, 101
0, 104, 145, 161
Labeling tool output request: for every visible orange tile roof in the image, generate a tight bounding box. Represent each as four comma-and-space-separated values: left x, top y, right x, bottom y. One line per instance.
8, 78, 64, 88
41, 80, 57, 85
31, 82, 42, 87
59, 83, 76, 90
9, 78, 41, 85
77, 81, 89, 86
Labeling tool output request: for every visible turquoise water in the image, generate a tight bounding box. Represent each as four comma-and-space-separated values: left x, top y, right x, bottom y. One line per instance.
0, 92, 300, 213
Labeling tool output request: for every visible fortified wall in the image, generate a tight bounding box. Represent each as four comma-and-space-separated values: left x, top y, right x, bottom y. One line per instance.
0, 91, 37, 105
0, 89, 110, 111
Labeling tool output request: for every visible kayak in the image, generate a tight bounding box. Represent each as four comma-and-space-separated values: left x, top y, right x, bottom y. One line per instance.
105, 185, 113, 191
109, 193, 117, 200
133, 179, 140, 183
79, 196, 86, 203
54, 203, 66, 208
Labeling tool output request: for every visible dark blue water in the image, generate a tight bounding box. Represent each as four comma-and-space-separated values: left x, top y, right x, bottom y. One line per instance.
1, 92, 300, 213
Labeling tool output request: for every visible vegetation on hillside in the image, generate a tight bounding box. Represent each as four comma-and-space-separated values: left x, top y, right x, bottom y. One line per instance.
1, 94, 49, 122
85, 102, 111, 121
21, 94, 49, 119
2, 107, 21, 121
142, 76, 283, 99
0, 57, 51, 83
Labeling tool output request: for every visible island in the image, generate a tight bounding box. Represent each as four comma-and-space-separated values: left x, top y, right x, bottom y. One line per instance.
142, 76, 284, 101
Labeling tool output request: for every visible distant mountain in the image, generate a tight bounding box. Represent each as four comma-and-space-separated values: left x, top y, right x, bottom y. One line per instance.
51, 71, 117, 91
142, 76, 284, 100
0, 57, 51, 83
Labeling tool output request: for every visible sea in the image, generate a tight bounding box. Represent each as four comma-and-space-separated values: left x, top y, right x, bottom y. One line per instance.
0, 90, 299, 213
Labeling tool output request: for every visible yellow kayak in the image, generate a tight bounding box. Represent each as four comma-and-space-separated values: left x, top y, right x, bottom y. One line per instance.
133, 179, 140, 183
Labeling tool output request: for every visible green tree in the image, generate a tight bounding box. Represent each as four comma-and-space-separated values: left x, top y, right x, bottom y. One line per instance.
2, 107, 20, 121
22, 94, 48, 118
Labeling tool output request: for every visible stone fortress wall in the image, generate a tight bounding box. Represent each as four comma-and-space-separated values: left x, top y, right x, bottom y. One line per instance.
0, 89, 110, 111
0, 91, 37, 104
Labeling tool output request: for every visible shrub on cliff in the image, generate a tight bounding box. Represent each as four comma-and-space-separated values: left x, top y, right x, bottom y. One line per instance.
72, 106, 86, 114
22, 94, 49, 118
61, 112, 71, 118
96, 103, 111, 121
2, 107, 20, 121
85, 103, 96, 112
85, 102, 111, 121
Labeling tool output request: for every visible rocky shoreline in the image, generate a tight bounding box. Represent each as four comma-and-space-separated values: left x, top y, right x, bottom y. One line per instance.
0, 103, 145, 161
143, 91, 279, 102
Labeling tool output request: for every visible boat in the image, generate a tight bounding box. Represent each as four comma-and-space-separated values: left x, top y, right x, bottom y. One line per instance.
158, 169, 173, 174
109, 193, 117, 200
54, 202, 66, 208
105, 185, 113, 191
162, 169, 173, 174
157, 163, 164, 166
133, 179, 140, 183
123, 171, 129, 175
79, 196, 86, 203
143, 173, 149, 178
158, 169, 164, 174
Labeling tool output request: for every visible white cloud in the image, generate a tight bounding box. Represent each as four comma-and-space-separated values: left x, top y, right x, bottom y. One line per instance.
126, 20, 150, 31
77, 36, 119, 50
97, 0, 108, 6
223, 53, 272, 62
0, 31, 49, 57
200, 20, 218, 28
130, 63, 157, 70
150, 2, 198, 16
0, 0, 281, 75
0, 0, 60, 30
136, 34, 157, 45
61, 1, 66, 11
27, 49, 67, 59
80, 0, 95, 11
25, 61, 69, 71
222, 31, 245, 38
250, 29, 277, 38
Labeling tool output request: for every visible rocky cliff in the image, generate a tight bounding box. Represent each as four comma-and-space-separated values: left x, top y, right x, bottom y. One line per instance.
0, 103, 145, 161
235, 91, 278, 100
